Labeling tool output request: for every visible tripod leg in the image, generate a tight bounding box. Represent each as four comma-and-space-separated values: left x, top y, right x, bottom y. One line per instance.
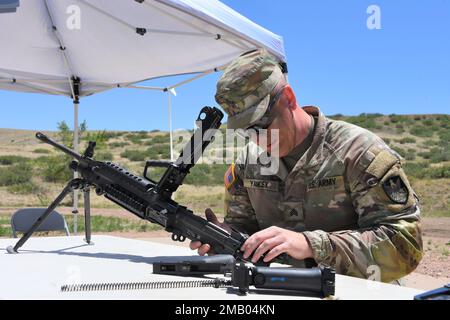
7, 179, 83, 254
83, 188, 93, 245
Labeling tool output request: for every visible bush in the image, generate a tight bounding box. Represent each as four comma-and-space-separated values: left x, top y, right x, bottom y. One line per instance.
430, 149, 450, 163
33, 148, 51, 154
109, 142, 129, 148
150, 135, 170, 145
95, 151, 114, 161
35, 155, 72, 183
83, 130, 112, 149
410, 126, 434, 138
391, 146, 407, 157
7, 182, 38, 194
418, 151, 432, 159
397, 137, 417, 144
403, 162, 430, 178
405, 152, 416, 161
424, 166, 450, 179
0, 155, 29, 165
346, 117, 377, 129
148, 145, 170, 159
184, 164, 228, 185
120, 149, 147, 162
0, 162, 33, 186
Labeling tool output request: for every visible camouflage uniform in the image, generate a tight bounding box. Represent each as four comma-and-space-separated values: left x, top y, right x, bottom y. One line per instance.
217, 49, 423, 283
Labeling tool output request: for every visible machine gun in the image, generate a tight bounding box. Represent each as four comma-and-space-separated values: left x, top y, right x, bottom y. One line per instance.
8, 107, 251, 258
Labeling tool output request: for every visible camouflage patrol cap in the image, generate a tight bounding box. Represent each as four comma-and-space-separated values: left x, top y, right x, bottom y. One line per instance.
215, 48, 284, 129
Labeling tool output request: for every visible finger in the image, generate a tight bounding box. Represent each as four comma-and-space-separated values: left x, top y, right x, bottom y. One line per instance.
198, 243, 211, 256
251, 236, 283, 264
241, 227, 279, 259
242, 229, 277, 259
205, 208, 220, 225
190, 241, 202, 250
264, 243, 288, 262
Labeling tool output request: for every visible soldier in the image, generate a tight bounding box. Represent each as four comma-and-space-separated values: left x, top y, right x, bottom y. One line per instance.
190, 49, 423, 283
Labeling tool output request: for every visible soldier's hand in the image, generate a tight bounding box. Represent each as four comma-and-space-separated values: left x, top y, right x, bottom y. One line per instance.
240, 226, 313, 263
189, 208, 232, 256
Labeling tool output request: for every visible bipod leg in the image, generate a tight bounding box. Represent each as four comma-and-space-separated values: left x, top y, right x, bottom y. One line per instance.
83, 187, 93, 245
7, 179, 87, 254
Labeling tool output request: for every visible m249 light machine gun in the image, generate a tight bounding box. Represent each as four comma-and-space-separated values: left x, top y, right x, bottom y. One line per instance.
8, 107, 250, 257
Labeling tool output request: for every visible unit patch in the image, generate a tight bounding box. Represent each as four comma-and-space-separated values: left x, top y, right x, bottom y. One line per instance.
382, 175, 409, 204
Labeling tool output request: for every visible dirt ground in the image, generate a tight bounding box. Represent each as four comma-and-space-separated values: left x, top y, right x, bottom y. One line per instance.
1, 206, 448, 291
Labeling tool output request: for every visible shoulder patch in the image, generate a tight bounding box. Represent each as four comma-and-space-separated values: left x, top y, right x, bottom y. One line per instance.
224, 163, 236, 190
382, 175, 409, 204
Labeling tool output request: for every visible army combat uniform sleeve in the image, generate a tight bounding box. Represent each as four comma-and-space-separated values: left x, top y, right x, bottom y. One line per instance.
223, 163, 260, 235
303, 146, 423, 282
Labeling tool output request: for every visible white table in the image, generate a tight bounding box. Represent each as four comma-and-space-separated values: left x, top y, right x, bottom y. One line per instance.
0, 235, 423, 300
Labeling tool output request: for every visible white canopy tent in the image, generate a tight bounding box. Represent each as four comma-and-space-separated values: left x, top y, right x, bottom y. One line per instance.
0, 0, 286, 232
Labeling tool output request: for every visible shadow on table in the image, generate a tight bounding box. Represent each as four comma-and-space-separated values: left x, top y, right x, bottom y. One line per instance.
1, 243, 214, 265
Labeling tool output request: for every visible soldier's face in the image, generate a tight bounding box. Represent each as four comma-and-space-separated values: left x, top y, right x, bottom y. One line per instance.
253, 92, 296, 157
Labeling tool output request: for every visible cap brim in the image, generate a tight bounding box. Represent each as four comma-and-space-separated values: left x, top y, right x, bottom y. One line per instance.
226, 94, 271, 130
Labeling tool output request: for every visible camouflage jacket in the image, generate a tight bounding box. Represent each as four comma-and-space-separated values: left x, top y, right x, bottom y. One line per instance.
224, 106, 423, 282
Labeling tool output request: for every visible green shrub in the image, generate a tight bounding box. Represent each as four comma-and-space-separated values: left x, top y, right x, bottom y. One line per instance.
95, 151, 114, 161
403, 162, 430, 178
424, 166, 450, 179
184, 164, 228, 186
109, 141, 129, 148
35, 155, 72, 183
0, 162, 33, 186
0, 155, 29, 165
397, 137, 417, 144
405, 152, 416, 161
430, 149, 450, 163
33, 148, 51, 154
418, 151, 432, 159
410, 126, 434, 138
7, 182, 37, 194
147, 145, 170, 159
120, 149, 148, 162
392, 146, 407, 157
150, 135, 170, 145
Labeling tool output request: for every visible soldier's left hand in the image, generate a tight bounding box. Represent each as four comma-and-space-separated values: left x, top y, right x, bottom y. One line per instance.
241, 226, 313, 263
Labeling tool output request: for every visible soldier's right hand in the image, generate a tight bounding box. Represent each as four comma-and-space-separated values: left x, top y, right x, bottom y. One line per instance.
189, 208, 232, 256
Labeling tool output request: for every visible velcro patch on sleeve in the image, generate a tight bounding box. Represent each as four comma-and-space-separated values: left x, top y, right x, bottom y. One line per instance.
366, 150, 399, 179
224, 163, 236, 190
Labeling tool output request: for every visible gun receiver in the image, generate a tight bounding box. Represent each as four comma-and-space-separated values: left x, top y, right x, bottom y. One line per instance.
33, 107, 250, 259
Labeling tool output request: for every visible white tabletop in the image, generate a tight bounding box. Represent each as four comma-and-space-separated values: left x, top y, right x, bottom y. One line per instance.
0, 235, 423, 300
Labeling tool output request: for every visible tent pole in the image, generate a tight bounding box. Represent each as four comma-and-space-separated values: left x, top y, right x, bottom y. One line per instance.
72, 99, 79, 235
71, 77, 81, 235
167, 89, 174, 162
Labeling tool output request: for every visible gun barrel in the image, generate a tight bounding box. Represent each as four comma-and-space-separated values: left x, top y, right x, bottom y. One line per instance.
35, 132, 82, 160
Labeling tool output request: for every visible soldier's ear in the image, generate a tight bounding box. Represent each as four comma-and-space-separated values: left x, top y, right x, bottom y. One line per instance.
283, 85, 297, 110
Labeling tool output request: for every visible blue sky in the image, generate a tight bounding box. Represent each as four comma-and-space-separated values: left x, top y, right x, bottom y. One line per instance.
1, 0, 449, 131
